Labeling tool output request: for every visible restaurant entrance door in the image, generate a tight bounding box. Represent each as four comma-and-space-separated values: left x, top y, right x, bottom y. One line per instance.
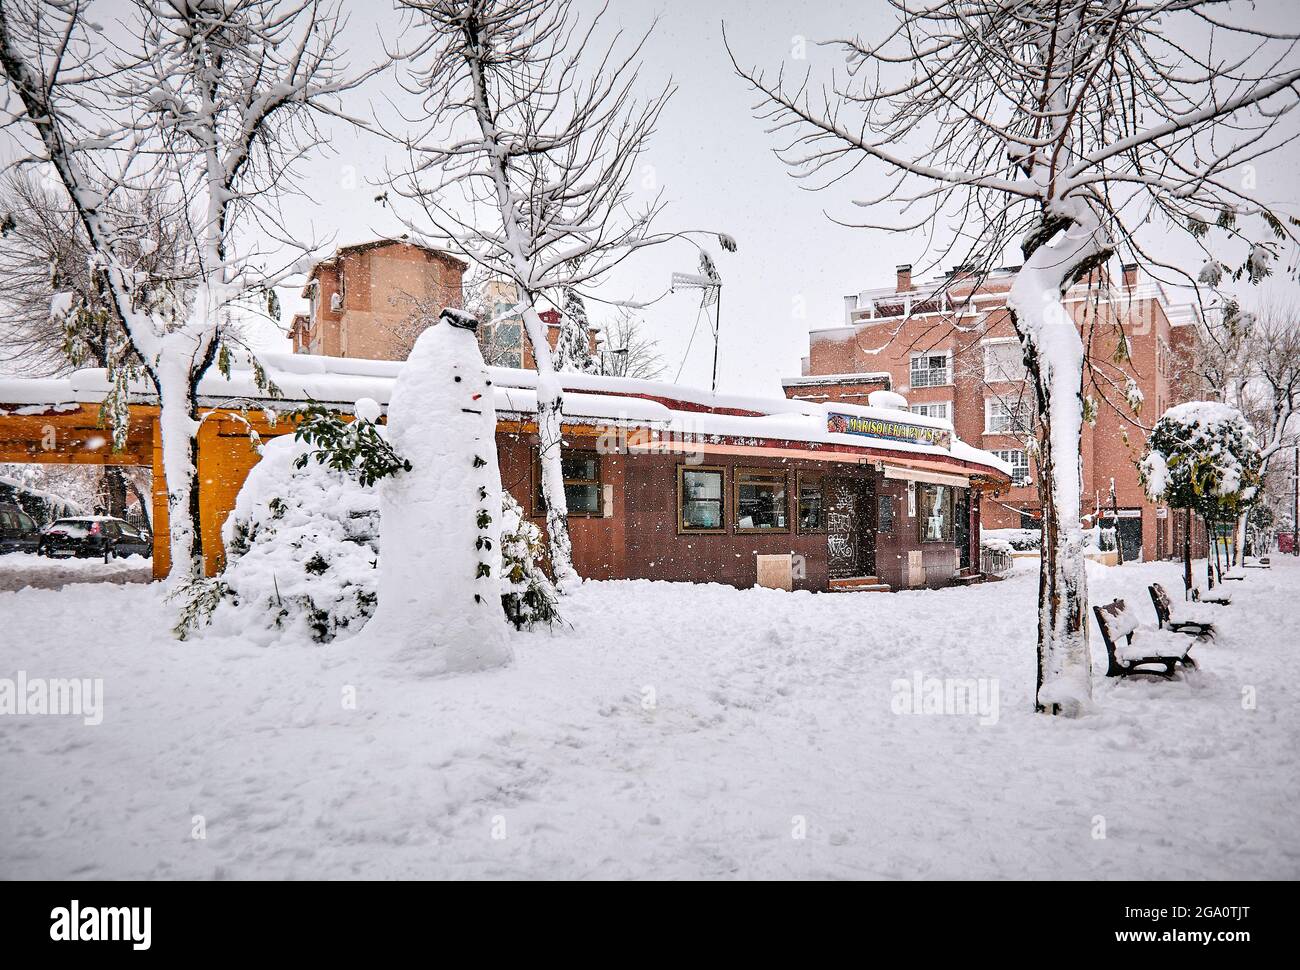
827, 474, 876, 579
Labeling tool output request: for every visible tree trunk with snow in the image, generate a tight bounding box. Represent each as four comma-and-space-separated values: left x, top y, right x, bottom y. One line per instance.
1234, 512, 1248, 567
519, 302, 579, 591
1008, 209, 1107, 716
156, 361, 206, 583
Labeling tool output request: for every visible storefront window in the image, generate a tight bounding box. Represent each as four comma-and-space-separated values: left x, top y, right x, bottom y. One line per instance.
536, 450, 601, 515
918, 484, 952, 542
735, 470, 789, 533
797, 472, 824, 533
678, 466, 725, 532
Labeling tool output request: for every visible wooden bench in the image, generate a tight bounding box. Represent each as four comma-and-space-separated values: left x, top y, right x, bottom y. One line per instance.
1149, 583, 1216, 639
1093, 598, 1197, 678
1243, 556, 1271, 570
1192, 588, 1232, 605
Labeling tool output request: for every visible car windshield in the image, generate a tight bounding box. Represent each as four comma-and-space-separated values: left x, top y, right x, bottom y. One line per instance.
48, 520, 95, 536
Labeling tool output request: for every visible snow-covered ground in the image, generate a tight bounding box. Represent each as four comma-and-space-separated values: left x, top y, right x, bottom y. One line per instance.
1, 557, 1297, 879
0, 552, 151, 593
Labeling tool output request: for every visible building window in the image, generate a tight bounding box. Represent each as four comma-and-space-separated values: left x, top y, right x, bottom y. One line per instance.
918, 484, 953, 542
678, 465, 725, 532
985, 398, 1032, 435
735, 469, 790, 533
910, 352, 951, 388
992, 449, 1032, 487
482, 320, 523, 368
909, 402, 950, 420
797, 472, 824, 533
983, 340, 1027, 382
535, 449, 602, 516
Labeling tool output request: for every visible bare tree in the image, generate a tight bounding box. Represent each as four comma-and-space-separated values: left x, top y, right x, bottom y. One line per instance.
383, 0, 684, 591
1243, 302, 1300, 478
1, 0, 375, 590
731, 1, 1300, 715
599, 307, 665, 380
0, 172, 190, 519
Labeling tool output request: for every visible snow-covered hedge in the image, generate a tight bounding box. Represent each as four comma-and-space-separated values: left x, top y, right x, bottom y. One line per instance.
1082, 526, 1117, 553
982, 527, 1040, 551
208, 433, 381, 645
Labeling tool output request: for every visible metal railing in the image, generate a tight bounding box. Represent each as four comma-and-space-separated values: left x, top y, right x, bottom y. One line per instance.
980, 547, 1014, 576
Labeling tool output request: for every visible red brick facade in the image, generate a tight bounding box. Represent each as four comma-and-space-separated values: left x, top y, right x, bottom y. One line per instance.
791, 264, 1208, 561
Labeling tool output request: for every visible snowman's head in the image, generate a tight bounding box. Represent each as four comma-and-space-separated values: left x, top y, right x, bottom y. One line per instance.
439, 307, 480, 333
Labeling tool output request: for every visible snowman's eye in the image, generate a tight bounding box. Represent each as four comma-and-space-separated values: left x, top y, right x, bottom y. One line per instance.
454, 376, 462, 382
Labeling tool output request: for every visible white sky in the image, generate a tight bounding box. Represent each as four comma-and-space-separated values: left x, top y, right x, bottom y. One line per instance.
263, 0, 1300, 394
9, 0, 1300, 393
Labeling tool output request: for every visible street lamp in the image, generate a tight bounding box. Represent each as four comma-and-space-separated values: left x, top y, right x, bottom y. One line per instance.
600, 346, 628, 377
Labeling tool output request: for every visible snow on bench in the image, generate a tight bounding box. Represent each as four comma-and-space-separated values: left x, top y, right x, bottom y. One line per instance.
1148, 583, 1217, 639
1093, 598, 1198, 679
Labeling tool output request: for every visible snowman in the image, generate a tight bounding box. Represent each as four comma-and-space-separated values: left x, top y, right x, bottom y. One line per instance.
365, 307, 511, 675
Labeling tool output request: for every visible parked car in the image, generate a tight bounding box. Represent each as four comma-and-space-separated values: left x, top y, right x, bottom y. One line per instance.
39, 517, 152, 561
0, 503, 42, 555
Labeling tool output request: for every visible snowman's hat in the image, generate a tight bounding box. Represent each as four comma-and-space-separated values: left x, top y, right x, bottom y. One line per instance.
439, 307, 480, 333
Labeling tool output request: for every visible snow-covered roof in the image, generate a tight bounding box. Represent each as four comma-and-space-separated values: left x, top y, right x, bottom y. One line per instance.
782, 371, 893, 388
0, 352, 1012, 480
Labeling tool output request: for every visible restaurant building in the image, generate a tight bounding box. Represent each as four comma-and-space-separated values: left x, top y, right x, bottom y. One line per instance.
0, 351, 1010, 591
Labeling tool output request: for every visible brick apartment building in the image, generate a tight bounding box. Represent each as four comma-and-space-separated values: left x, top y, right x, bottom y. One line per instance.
784, 262, 1207, 562
290, 239, 597, 366
290, 239, 467, 360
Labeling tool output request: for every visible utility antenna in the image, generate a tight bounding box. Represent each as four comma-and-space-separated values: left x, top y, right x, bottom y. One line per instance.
671, 251, 723, 393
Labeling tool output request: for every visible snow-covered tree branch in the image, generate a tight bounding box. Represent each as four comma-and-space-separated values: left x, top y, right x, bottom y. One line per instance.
0, 0, 378, 590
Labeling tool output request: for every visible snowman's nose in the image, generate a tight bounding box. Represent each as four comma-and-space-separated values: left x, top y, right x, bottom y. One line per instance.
471, 393, 483, 401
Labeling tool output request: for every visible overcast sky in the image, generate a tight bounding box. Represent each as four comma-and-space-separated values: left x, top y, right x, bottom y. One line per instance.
10, 0, 1300, 393
263, 0, 1300, 395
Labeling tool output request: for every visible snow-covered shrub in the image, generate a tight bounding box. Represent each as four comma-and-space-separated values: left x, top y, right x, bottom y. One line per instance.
291, 400, 410, 486
209, 430, 381, 645
500, 491, 560, 629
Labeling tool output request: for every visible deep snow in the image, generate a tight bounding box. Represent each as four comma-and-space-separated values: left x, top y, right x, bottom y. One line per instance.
1, 557, 1297, 879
